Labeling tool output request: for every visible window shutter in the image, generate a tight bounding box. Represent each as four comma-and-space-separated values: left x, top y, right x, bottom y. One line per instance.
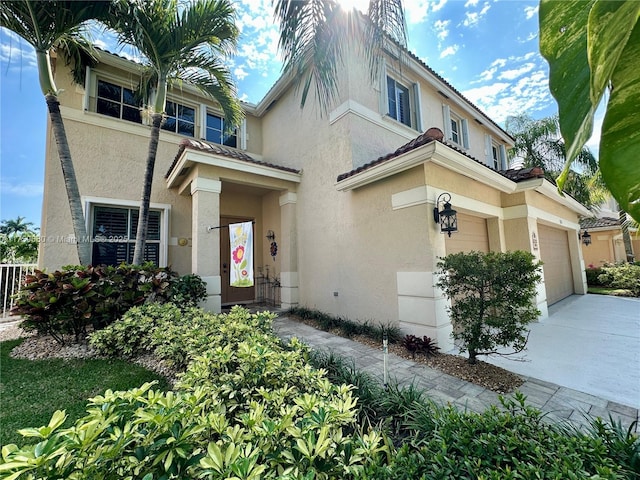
241, 119, 247, 150
387, 77, 396, 119
442, 105, 452, 140
499, 144, 508, 170
199, 104, 207, 139
83, 66, 91, 111
484, 134, 492, 166
413, 83, 423, 132
379, 59, 388, 115
461, 119, 470, 149
399, 85, 410, 126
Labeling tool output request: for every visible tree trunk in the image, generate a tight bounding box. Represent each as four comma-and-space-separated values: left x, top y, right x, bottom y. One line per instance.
132, 113, 163, 265
467, 349, 478, 365
619, 210, 635, 262
45, 94, 91, 265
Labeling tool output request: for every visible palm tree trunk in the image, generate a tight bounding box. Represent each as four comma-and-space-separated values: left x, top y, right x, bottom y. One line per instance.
619, 210, 635, 262
46, 94, 91, 265
132, 113, 163, 265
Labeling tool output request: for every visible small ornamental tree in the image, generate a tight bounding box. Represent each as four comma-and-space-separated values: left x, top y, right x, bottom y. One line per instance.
436, 251, 543, 364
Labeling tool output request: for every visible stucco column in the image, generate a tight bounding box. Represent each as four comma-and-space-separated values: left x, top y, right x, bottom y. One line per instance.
397, 198, 453, 352
191, 178, 222, 312
569, 228, 588, 295
279, 191, 299, 309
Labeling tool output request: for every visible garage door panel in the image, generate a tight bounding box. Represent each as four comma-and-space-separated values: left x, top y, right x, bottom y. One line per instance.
538, 224, 573, 305
445, 213, 489, 254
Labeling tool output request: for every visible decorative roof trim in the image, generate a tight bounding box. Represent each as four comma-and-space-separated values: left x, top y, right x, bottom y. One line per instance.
335, 141, 516, 193
166, 139, 301, 189
514, 178, 592, 216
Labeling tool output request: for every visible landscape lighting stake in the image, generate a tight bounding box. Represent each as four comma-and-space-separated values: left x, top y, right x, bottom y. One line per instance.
383, 331, 388, 390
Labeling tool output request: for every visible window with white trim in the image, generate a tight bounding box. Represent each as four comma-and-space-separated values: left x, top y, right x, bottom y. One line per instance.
162, 100, 195, 137
96, 79, 142, 124
387, 76, 411, 126
485, 134, 508, 170
442, 105, 469, 149
205, 112, 237, 147
91, 205, 162, 266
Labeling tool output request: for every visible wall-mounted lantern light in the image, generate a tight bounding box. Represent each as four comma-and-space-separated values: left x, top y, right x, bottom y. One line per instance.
580, 230, 591, 246
265, 230, 275, 241
433, 192, 458, 237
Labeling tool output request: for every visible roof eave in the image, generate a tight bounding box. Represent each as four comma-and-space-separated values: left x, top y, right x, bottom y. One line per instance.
515, 178, 592, 216
336, 141, 517, 193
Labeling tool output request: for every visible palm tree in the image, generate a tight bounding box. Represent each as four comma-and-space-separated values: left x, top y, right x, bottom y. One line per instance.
0, 1, 111, 265
505, 113, 606, 209
0, 216, 35, 236
273, 0, 407, 112
106, 0, 243, 265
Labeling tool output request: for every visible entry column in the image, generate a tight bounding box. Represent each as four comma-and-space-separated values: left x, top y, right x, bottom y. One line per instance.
191, 178, 222, 312
279, 191, 299, 309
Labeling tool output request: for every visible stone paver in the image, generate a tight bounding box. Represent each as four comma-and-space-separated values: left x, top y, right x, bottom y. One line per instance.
273, 316, 639, 432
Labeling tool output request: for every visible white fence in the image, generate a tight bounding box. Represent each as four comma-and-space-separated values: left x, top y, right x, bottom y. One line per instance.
1, 263, 37, 319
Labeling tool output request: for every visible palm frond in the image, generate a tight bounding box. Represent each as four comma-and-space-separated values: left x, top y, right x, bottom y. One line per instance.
274, 0, 406, 113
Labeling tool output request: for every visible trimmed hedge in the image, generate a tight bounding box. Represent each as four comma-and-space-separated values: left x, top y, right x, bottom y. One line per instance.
0, 306, 386, 479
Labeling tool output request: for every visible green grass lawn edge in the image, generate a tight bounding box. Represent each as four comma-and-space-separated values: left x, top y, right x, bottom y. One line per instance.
0, 338, 170, 447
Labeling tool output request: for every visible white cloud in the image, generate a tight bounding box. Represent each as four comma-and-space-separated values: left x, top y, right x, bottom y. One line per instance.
464, 0, 479, 7
440, 44, 459, 58
524, 5, 539, 20
463, 82, 510, 105
462, 1, 491, 27
1, 180, 43, 197
498, 62, 535, 80
434, 19, 450, 41
404, 0, 437, 24
0, 31, 37, 71
234, 66, 249, 81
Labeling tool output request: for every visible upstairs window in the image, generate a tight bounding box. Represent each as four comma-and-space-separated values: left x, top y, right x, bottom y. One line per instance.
96, 79, 141, 124
387, 76, 411, 127
206, 112, 237, 147
162, 101, 195, 137
91, 205, 161, 266
442, 105, 469, 149
485, 135, 507, 170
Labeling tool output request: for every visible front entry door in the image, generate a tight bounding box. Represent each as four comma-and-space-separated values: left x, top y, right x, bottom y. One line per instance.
220, 216, 255, 305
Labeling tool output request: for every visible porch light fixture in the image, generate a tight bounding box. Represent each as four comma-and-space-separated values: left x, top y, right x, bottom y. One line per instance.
433, 192, 458, 237
266, 230, 275, 241
580, 230, 592, 246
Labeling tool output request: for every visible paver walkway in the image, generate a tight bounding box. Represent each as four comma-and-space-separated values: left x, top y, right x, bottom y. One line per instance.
273, 316, 639, 432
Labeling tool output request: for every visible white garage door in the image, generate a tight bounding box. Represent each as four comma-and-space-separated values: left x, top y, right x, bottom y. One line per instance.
445, 213, 489, 254
538, 224, 574, 305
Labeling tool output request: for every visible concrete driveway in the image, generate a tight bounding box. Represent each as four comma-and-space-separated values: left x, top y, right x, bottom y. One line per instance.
480, 294, 640, 408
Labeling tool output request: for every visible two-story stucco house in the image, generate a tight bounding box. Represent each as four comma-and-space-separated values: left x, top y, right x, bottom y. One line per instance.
39, 42, 590, 350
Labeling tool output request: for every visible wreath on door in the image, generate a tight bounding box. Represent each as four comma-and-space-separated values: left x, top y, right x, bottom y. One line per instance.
270, 241, 278, 261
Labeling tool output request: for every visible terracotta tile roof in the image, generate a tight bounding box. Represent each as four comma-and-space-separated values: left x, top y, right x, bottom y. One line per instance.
501, 167, 546, 182
165, 138, 300, 179
580, 217, 621, 229
336, 127, 542, 183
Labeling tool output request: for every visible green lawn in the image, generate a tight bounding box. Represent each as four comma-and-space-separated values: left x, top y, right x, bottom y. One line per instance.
0, 338, 170, 447
587, 286, 635, 296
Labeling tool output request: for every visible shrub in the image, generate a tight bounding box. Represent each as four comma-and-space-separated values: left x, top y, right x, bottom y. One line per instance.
586, 266, 605, 286
401, 335, 439, 359
168, 273, 207, 308
598, 263, 640, 296
288, 306, 402, 343
2, 307, 388, 479
436, 251, 542, 364
364, 393, 635, 479
90, 304, 275, 370
12, 263, 174, 343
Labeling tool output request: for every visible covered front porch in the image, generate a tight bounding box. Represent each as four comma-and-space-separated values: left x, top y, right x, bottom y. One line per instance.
166, 139, 301, 312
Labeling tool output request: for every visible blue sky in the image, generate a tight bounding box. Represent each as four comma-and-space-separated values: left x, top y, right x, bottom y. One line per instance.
0, 0, 602, 228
